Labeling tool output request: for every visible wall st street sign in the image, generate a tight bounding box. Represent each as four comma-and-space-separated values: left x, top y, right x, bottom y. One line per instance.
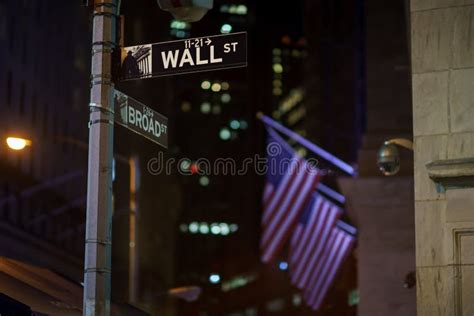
120, 32, 247, 80
114, 90, 168, 148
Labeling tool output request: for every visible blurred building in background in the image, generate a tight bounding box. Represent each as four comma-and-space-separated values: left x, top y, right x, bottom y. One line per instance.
0, 1, 146, 314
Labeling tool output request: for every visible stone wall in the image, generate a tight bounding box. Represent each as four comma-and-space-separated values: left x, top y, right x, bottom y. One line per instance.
411, 0, 474, 314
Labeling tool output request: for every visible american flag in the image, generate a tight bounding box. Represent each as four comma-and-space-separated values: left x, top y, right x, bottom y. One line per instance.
290, 201, 355, 311
289, 194, 342, 289
261, 127, 321, 263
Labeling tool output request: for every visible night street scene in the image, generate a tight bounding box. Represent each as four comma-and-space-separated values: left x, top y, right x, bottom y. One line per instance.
0, 0, 473, 315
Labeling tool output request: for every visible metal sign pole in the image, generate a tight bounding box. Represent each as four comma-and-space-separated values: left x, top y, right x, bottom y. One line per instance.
83, 0, 118, 315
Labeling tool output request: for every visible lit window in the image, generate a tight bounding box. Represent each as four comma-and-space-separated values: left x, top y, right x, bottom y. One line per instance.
209, 274, 221, 284
221, 81, 230, 90
200, 102, 211, 114
219, 128, 231, 140
220, 24, 232, 34
211, 223, 221, 235
229, 224, 239, 232
230, 120, 240, 130
221, 93, 231, 103
201, 80, 211, 90
211, 83, 222, 92
236, 5, 247, 15
273, 63, 283, 73
199, 176, 210, 186
189, 222, 199, 233
199, 223, 209, 234
220, 223, 230, 235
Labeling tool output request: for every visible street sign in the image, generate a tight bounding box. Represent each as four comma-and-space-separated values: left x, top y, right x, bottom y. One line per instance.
113, 90, 168, 148
120, 32, 247, 80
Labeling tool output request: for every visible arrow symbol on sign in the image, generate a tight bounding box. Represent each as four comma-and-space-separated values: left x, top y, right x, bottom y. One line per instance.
206, 38, 212, 46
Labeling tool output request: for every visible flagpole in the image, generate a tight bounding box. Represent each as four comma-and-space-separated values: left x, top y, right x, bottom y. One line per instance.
256, 113, 357, 176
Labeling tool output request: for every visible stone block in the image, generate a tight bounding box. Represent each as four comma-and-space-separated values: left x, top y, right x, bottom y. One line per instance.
446, 188, 474, 222
458, 264, 474, 314
412, 72, 449, 136
452, 6, 474, 68
414, 135, 448, 200
447, 132, 474, 159
411, 0, 474, 11
411, 9, 456, 73
415, 200, 447, 266
416, 266, 454, 316
449, 68, 474, 133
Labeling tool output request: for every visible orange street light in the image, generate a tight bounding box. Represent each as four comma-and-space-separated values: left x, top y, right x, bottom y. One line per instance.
6, 137, 32, 151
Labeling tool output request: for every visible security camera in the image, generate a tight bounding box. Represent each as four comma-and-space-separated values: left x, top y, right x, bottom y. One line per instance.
377, 143, 400, 176
377, 138, 413, 176
157, 0, 213, 22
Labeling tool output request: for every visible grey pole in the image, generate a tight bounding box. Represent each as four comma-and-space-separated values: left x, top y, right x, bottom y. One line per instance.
83, 0, 118, 315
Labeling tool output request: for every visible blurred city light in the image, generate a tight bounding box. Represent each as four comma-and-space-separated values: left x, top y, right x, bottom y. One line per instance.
170, 20, 190, 30
6, 137, 32, 151
273, 63, 283, 74
180, 222, 238, 236
210, 223, 221, 235
229, 224, 239, 232
199, 223, 209, 234
189, 222, 199, 233
220, 24, 232, 34
221, 93, 231, 103
211, 82, 222, 92
201, 80, 211, 90
221, 81, 230, 90
200, 102, 211, 114
279, 261, 288, 271
179, 224, 188, 232
230, 120, 240, 129
220, 223, 230, 235
199, 176, 210, 186
219, 128, 231, 140
236, 5, 248, 15
239, 120, 248, 129
209, 274, 221, 284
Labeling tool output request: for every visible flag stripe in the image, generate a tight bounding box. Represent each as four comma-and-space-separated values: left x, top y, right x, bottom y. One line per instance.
261, 158, 305, 246
292, 203, 341, 289
289, 196, 324, 264
263, 168, 317, 262
312, 236, 354, 309
262, 171, 319, 263
262, 158, 300, 226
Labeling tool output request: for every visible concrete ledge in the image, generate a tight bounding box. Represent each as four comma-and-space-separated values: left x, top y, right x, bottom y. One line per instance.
426, 158, 474, 189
